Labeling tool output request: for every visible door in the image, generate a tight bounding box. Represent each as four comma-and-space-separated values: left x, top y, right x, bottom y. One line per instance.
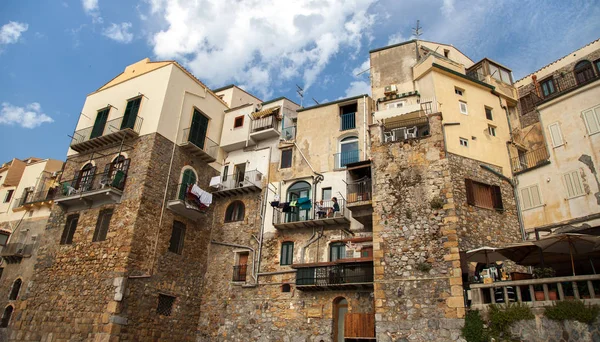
340, 137, 359, 167
333, 298, 348, 342
189, 109, 209, 149
287, 181, 311, 223
236, 253, 249, 281
90, 108, 109, 139
120, 97, 141, 130
178, 169, 197, 200
234, 163, 246, 187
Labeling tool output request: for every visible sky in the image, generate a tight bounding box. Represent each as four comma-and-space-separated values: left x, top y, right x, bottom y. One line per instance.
0, 0, 599, 163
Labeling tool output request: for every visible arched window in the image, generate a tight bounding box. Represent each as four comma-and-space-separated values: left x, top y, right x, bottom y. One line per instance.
338, 136, 359, 168
0, 305, 13, 328
178, 168, 197, 200
574, 60, 595, 85
102, 155, 130, 190
75, 163, 95, 190
225, 201, 245, 222
8, 278, 21, 300
286, 181, 311, 222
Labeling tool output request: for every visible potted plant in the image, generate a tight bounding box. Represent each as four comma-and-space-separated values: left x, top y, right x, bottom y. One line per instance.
533, 267, 557, 301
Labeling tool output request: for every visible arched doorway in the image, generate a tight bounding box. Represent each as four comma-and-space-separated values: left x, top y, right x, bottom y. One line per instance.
339, 136, 359, 167
75, 163, 95, 190
1, 306, 13, 328
286, 181, 311, 222
179, 168, 197, 200
333, 297, 348, 342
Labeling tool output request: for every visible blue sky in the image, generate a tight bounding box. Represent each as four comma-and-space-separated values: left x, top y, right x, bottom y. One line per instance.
1, 0, 599, 163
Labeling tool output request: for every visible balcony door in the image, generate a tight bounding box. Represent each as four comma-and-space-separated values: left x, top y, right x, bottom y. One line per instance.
233, 163, 246, 187
189, 109, 209, 149
121, 97, 141, 130
75, 163, 96, 191
178, 169, 197, 200
339, 136, 359, 167
287, 181, 311, 223
90, 108, 110, 139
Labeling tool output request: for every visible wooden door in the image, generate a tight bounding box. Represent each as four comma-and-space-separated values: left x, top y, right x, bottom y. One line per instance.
189, 109, 209, 149
333, 298, 348, 342
178, 169, 197, 200
344, 313, 375, 338
237, 253, 249, 281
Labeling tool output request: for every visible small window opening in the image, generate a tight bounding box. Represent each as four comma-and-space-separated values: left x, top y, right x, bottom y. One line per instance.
157, 294, 176, 316
281, 284, 291, 292
233, 115, 244, 128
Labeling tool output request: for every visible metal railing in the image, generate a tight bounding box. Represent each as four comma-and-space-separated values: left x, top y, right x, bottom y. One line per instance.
383, 117, 430, 143
180, 128, 219, 160
519, 71, 600, 115
0, 242, 33, 257
232, 264, 248, 282
55, 170, 128, 199
281, 126, 296, 140
70, 115, 143, 146
13, 188, 59, 208
219, 170, 263, 191
347, 179, 372, 203
511, 147, 550, 173
272, 199, 348, 225
334, 149, 360, 169
296, 262, 374, 286
251, 115, 279, 133
470, 274, 600, 309
340, 112, 356, 131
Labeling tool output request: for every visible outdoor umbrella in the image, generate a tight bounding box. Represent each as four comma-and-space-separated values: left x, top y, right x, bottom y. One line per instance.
466, 246, 507, 265
531, 233, 600, 276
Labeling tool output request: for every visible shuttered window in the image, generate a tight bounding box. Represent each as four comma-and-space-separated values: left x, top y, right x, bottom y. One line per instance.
563, 170, 585, 198
60, 214, 79, 245
459, 101, 468, 115
582, 106, 600, 135
548, 122, 564, 147
280, 241, 294, 265
168, 221, 186, 254
92, 209, 113, 242
520, 184, 542, 210
465, 179, 503, 211
281, 149, 292, 169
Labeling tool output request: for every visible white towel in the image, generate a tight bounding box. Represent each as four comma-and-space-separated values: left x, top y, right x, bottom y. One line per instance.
191, 184, 213, 207
209, 176, 221, 188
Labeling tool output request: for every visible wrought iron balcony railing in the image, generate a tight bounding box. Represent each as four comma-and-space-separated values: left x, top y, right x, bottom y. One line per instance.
334, 150, 360, 169
347, 179, 372, 204
251, 115, 279, 133
179, 128, 219, 161
13, 188, 58, 209
511, 147, 550, 173
232, 264, 248, 282
70, 115, 143, 147
217, 170, 263, 191
340, 112, 356, 131
55, 170, 128, 200
295, 261, 374, 288
272, 199, 350, 229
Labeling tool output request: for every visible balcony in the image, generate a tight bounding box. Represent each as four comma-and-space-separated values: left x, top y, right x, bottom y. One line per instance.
340, 112, 356, 131
250, 116, 280, 141
54, 170, 127, 211
470, 274, 600, 311
178, 128, 218, 163
347, 179, 373, 228
70, 115, 143, 153
166, 183, 209, 221
383, 115, 430, 143
1, 243, 34, 264
212, 170, 263, 198
12, 188, 58, 211
272, 199, 351, 231
511, 147, 550, 174
334, 150, 360, 169
293, 259, 374, 291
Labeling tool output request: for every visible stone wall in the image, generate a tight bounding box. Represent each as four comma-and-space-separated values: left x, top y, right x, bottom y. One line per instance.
510, 315, 600, 342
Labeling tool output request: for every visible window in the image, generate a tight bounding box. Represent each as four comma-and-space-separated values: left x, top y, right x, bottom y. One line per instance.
340, 103, 357, 130
281, 284, 291, 292
0, 268, 3, 281
330, 242, 346, 262
280, 241, 294, 266
8, 279, 21, 300
485, 107, 493, 121
1, 306, 13, 328
168, 221, 186, 254
60, 214, 79, 245
90, 107, 110, 139
465, 179, 503, 211
540, 78, 556, 98
574, 60, 595, 85
157, 294, 175, 316
0, 232, 8, 246
121, 97, 142, 130
459, 137, 469, 147
92, 209, 113, 242
322, 187, 332, 200
361, 246, 373, 258
520, 185, 542, 210
488, 125, 497, 137
582, 105, 600, 135
386, 101, 405, 109
287, 181, 311, 223
338, 136, 359, 168
222, 165, 229, 182
459, 101, 468, 115
548, 122, 564, 147
3, 190, 13, 203
75, 163, 96, 191
178, 168, 197, 200
281, 149, 292, 169
444, 49, 450, 58
455, 87, 464, 96
233, 115, 244, 128
489, 63, 512, 84
225, 201, 245, 222
595, 59, 600, 74
563, 170, 585, 198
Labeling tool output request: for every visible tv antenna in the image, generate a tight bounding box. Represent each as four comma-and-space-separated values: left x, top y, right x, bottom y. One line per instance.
312, 97, 320, 105
296, 84, 304, 107
412, 20, 423, 39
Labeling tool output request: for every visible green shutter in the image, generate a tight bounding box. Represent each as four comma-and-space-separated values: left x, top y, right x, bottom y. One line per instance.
179, 170, 197, 200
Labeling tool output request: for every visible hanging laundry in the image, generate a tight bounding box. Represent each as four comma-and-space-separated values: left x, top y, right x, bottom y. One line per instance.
297, 197, 312, 210
278, 202, 288, 209
271, 201, 280, 207
282, 203, 292, 213
191, 184, 213, 207
289, 200, 298, 207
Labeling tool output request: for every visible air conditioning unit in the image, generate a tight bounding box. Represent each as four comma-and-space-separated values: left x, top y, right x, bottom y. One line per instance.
384, 84, 398, 95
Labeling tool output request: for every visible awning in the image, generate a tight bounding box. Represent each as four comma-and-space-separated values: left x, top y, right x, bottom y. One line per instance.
251, 106, 280, 119
383, 110, 426, 126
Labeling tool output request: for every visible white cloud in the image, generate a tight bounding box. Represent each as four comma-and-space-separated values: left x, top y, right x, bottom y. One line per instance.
387, 33, 406, 46
0, 21, 28, 46
144, 0, 376, 96
82, 0, 103, 23
343, 81, 371, 98
103, 23, 134, 44
0, 102, 54, 129
441, 0, 455, 17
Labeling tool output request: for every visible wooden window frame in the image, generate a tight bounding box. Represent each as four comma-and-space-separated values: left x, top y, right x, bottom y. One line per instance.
459, 137, 469, 147
539, 77, 557, 98
3, 190, 13, 203
329, 242, 346, 262
548, 122, 564, 148
465, 179, 504, 211
280, 241, 294, 266
92, 209, 113, 242
60, 214, 79, 245
488, 125, 497, 137
224, 201, 245, 222
582, 105, 600, 135
280, 149, 292, 169
233, 115, 244, 129
485, 107, 493, 121
454, 87, 464, 96
168, 221, 186, 254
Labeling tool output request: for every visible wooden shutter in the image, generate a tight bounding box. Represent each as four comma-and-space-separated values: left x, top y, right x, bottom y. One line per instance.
520, 187, 532, 210
169, 221, 186, 254
93, 210, 113, 242
530, 185, 542, 207
465, 179, 475, 206
582, 108, 600, 135
548, 123, 564, 147
491, 185, 503, 211
61, 215, 79, 245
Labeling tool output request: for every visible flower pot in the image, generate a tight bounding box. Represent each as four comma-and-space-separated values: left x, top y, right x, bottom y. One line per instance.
549, 290, 558, 300
535, 291, 545, 301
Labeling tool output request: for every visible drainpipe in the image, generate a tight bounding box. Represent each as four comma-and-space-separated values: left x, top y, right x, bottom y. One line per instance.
211, 240, 258, 283
300, 227, 324, 263
255, 146, 272, 282
363, 95, 367, 161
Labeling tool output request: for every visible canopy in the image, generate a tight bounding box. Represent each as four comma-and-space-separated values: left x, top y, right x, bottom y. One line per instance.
251, 106, 280, 119
532, 233, 599, 276
466, 246, 506, 264
383, 110, 426, 126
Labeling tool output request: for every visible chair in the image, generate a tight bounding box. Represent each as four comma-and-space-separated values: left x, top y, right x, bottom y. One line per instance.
111, 171, 125, 189
392, 128, 406, 141
406, 126, 418, 138
383, 131, 394, 142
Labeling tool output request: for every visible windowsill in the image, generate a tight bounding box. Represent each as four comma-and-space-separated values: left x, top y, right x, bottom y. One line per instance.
470, 204, 504, 213
340, 128, 357, 131
552, 144, 564, 149
522, 204, 545, 211
565, 193, 587, 201
587, 131, 600, 137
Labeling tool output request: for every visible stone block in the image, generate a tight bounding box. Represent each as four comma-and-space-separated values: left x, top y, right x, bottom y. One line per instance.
446, 296, 464, 308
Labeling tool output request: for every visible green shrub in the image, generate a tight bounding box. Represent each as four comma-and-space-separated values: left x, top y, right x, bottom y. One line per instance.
488, 303, 534, 338
544, 300, 600, 324
416, 262, 432, 273
532, 267, 555, 279
430, 197, 444, 209
462, 310, 487, 342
